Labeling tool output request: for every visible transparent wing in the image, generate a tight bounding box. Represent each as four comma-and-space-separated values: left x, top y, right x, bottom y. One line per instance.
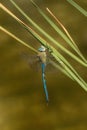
21, 52, 42, 72
45, 50, 59, 73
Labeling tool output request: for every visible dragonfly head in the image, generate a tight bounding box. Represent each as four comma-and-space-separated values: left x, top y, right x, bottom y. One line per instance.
38, 45, 46, 52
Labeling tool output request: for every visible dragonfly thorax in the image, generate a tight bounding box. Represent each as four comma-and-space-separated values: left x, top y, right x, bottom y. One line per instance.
38, 46, 47, 64
38, 51, 47, 64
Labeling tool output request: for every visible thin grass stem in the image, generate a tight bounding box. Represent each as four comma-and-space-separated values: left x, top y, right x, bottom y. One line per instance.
0, 26, 38, 53
66, 0, 87, 17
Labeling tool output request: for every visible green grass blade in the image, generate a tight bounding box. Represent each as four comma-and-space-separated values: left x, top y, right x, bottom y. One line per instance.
50, 60, 75, 80
66, 0, 87, 17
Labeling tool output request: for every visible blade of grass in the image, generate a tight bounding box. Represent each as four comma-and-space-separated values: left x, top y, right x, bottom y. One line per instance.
0, 26, 38, 53
66, 0, 87, 17
1, 3, 87, 91
31, 0, 87, 63
7, 0, 87, 66
50, 60, 74, 80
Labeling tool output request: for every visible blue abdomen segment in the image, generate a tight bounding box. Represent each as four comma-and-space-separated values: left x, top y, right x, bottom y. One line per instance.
41, 63, 49, 102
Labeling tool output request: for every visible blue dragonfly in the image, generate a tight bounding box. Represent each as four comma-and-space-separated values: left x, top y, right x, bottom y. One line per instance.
38, 45, 49, 103
23, 45, 50, 103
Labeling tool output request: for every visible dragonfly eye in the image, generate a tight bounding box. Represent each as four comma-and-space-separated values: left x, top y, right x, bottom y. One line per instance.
38, 45, 46, 52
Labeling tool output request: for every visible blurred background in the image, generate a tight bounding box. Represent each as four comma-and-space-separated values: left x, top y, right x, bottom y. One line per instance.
0, 0, 87, 130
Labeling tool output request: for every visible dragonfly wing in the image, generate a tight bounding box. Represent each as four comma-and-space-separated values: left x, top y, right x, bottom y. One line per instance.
45, 58, 59, 73
45, 50, 59, 73
21, 52, 41, 71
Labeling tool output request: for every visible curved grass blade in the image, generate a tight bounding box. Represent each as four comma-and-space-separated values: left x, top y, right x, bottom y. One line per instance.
66, 0, 87, 17
8, 0, 87, 66
46, 8, 77, 49
50, 60, 74, 81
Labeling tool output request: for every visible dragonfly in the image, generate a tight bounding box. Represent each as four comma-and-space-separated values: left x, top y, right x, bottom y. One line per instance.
23, 45, 50, 103
38, 45, 49, 103
1, 0, 87, 103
